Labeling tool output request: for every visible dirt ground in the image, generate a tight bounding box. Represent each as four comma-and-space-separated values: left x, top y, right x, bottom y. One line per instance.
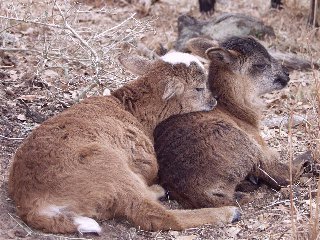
1, 0, 320, 239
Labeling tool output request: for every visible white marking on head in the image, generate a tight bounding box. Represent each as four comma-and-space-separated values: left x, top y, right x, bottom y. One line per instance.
161, 52, 205, 70
40, 205, 66, 217
73, 216, 101, 234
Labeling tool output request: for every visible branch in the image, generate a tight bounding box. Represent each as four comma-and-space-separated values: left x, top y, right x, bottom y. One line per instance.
90, 13, 136, 41
54, 2, 99, 63
0, 47, 42, 54
0, 134, 24, 141
0, 16, 64, 29
75, 82, 98, 102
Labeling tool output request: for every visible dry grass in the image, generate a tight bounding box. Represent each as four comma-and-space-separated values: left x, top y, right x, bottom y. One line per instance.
0, 0, 155, 100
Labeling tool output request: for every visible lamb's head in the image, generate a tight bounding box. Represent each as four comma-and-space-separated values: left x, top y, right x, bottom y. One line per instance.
119, 52, 216, 115
159, 52, 217, 113
187, 36, 290, 97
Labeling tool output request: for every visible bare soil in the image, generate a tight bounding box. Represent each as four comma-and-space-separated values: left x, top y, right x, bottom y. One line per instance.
1, 0, 320, 239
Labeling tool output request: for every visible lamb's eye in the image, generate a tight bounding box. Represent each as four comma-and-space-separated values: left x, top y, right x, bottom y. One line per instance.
253, 64, 269, 70
195, 88, 205, 92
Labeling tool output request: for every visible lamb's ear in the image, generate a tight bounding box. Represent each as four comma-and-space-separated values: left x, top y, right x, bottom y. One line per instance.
162, 81, 184, 101
118, 54, 153, 75
186, 37, 219, 59
205, 47, 237, 64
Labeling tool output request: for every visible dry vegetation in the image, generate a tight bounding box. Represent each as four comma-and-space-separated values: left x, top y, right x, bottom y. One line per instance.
0, 0, 320, 239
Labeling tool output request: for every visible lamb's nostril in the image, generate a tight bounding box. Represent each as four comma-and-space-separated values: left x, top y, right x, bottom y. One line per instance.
274, 75, 290, 87
209, 98, 217, 109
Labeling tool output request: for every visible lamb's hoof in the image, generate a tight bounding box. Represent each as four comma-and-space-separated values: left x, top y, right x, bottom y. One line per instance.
231, 208, 241, 223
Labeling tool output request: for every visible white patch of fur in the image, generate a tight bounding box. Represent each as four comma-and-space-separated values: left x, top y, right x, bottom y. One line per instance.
40, 205, 66, 217
149, 184, 166, 200
73, 216, 101, 233
103, 88, 111, 96
161, 52, 204, 69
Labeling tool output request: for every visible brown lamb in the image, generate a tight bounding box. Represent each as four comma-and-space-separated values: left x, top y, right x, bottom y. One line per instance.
8, 51, 242, 234
154, 37, 301, 209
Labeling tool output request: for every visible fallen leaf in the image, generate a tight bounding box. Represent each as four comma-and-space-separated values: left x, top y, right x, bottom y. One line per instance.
169, 230, 179, 237
21, 27, 35, 35
6, 230, 16, 239
176, 235, 198, 240
226, 226, 242, 237
43, 69, 59, 79
17, 95, 45, 102
258, 223, 267, 231
103, 88, 111, 96
17, 114, 27, 121
17, 95, 37, 102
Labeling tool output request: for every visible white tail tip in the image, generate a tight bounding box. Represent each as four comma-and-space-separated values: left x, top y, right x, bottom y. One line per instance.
73, 216, 102, 234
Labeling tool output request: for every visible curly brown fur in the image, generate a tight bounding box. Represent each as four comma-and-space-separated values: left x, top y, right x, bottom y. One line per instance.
9, 52, 240, 234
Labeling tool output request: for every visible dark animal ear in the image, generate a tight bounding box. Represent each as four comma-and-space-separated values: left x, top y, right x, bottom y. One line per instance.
162, 80, 184, 101
186, 37, 219, 59
205, 47, 236, 64
118, 54, 153, 75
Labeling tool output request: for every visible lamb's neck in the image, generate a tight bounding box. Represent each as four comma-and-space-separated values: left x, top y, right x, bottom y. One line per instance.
220, 101, 260, 127
112, 81, 164, 140
216, 90, 262, 128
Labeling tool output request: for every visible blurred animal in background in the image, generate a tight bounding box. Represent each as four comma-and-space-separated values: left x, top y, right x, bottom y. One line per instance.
175, 14, 275, 52
198, 0, 319, 26
175, 13, 319, 71
198, 0, 283, 13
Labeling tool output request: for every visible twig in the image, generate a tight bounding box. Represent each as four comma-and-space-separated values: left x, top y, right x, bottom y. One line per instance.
8, 213, 33, 236
258, 166, 280, 188
90, 13, 136, 41
0, 65, 14, 68
75, 82, 98, 102
288, 108, 297, 239
235, 199, 243, 213
0, 21, 22, 34
263, 199, 297, 209
0, 0, 153, 103
0, 15, 64, 29
0, 135, 24, 140
0, 47, 42, 54
8, 213, 89, 240
54, 1, 99, 63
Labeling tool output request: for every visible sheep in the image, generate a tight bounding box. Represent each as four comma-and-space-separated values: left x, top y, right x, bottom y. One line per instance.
8, 51, 242, 234
154, 36, 303, 209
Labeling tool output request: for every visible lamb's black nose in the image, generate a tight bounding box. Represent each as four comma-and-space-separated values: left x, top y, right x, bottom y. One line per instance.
274, 73, 290, 87
274, 66, 290, 87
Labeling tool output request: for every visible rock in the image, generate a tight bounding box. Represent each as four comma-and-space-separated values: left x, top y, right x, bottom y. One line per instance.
175, 14, 275, 51
17, 114, 27, 121
262, 115, 307, 128
175, 14, 318, 71
226, 226, 242, 237
269, 50, 320, 71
